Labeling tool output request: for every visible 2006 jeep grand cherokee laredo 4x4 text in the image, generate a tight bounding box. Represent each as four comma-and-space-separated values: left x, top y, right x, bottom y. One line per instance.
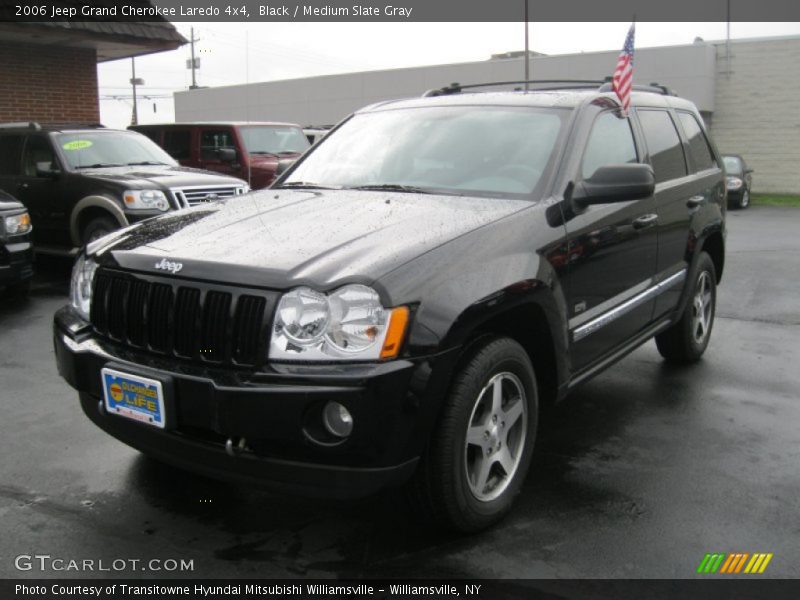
54, 82, 725, 532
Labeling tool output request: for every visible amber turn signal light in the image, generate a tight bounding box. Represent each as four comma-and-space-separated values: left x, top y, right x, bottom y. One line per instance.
380, 306, 410, 359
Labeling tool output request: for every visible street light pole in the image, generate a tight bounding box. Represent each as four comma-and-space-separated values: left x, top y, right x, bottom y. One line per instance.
130, 58, 138, 126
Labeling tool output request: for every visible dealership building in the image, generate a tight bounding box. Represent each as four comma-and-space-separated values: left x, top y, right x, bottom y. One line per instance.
175, 35, 800, 194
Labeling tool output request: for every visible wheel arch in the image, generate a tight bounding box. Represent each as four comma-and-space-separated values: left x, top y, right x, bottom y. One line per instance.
70, 196, 128, 247
438, 282, 569, 409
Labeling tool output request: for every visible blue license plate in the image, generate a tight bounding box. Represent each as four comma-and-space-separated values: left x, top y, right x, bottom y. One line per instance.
101, 367, 166, 429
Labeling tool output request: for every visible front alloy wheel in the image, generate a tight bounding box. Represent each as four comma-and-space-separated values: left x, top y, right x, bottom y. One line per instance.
740, 189, 750, 209
465, 372, 528, 502
408, 336, 538, 532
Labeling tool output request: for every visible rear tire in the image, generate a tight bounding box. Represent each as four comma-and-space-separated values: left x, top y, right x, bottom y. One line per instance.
82, 216, 118, 245
655, 252, 717, 363
408, 336, 538, 532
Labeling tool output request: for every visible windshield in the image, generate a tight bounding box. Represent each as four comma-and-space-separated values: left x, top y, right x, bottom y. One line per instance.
240, 126, 310, 155
282, 106, 568, 198
723, 156, 743, 174
57, 131, 177, 169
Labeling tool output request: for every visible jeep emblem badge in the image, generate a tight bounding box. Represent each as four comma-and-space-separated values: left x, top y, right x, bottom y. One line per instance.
154, 258, 183, 274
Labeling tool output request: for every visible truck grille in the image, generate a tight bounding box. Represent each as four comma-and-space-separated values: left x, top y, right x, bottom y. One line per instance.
90, 269, 272, 367
172, 185, 243, 207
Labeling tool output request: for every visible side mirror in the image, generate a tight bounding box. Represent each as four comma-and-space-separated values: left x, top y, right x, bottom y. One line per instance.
572, 164, 655, 208
745, 168, 754, 174
217, 148, 237, 163
35, 161, 59, 178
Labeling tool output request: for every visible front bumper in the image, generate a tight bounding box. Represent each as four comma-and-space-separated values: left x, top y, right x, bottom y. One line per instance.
0, 238, 34, 285
54, 307, 458, 498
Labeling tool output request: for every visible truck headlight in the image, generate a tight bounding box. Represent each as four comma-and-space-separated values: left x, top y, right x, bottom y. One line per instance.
726, 176, 743, 190
70, 254, 98, 320
122, 189, 170, 211
270, 285, 409, 361
4, 211, 32, 235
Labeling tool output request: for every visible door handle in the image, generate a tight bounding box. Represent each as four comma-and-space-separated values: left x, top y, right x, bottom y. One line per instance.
633, 214, 659, 229
686, 195, 705, 209
17, 183, 28, 190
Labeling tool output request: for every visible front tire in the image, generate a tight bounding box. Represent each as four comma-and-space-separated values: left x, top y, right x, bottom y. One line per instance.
739, 188, 750, 209
81, 215, 118, 245
409, 337, 538, 532
655, 252, 717, 363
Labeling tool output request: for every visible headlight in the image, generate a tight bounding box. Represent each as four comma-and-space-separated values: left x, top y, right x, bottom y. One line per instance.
726, 176, 743, 190
3, 211, 31, 235
270, 284, 409, 361
122, 189, 170, 211
70, 254, 98, 320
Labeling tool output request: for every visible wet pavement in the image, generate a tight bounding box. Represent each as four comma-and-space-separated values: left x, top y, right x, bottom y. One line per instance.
1, 205, 798, 579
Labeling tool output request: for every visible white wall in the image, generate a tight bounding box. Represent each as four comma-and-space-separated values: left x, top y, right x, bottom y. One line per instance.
174, 43, 717, 125
710, 37, 800, 194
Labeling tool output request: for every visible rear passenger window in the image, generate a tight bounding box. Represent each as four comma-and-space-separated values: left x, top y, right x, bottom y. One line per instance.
0, 135, 24, 175
164, 130, 191, 160
677, 112, 716, 172
582, 111, 638, 179
200, 129, 235, 161
637, 110, 688, 183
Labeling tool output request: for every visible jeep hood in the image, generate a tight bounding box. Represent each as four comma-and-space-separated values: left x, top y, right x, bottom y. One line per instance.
101, 189, 528, 290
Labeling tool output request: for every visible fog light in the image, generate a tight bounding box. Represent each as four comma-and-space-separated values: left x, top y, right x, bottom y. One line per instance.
322, 402, 353, 438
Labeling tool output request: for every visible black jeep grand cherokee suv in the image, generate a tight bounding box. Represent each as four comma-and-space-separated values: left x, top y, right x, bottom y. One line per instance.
54, 83, 725, 531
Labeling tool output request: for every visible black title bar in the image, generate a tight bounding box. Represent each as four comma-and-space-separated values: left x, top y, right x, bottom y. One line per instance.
2, 0, 800, 22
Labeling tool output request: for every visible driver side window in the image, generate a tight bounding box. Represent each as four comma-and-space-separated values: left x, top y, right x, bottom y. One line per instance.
581, 111, 638, 179
22, 135, 57, 177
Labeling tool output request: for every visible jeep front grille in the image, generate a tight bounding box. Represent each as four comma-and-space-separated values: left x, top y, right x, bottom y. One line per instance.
171, 185, 243, 207
90, 269, 271, 367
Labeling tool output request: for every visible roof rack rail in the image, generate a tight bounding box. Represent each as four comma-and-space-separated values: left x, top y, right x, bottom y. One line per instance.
46, 122, 107, 129
598, 81, 677, 96
423, 80, 608, 97
423, 78, 678, 98
0, 121, 41, 130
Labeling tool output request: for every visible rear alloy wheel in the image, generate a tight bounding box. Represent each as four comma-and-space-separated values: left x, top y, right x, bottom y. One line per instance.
655, 251, 717, 363
409, 337, 538, 532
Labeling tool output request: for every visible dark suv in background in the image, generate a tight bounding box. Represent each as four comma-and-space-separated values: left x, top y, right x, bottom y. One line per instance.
0, 123, 249, 253
54, 81, 726, 532
132, 122, 310, 190
0, 189, 34, 297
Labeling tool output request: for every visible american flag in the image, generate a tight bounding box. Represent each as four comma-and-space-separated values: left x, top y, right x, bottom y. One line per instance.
612, 24, 635, 114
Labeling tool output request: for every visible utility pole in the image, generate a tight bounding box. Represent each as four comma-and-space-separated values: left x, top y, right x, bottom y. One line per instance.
129, 58, 144, 126
189, 27, 200, 89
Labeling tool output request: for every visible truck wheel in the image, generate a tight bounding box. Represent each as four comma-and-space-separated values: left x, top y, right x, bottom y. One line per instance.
409, 336, 538, 532
82, 216, 117, 245
655, 252, 717, 363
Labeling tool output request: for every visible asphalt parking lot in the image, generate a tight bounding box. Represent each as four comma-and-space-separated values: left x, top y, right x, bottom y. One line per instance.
1, 205, 798, 580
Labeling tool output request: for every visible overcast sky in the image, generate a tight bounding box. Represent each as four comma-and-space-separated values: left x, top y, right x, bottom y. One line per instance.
98, 21, 800, 128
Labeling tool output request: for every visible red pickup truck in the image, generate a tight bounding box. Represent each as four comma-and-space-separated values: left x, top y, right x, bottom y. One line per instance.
131, 122, 309, 190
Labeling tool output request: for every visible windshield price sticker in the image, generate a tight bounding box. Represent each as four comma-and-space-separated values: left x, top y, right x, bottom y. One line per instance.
62, 140, 93, 151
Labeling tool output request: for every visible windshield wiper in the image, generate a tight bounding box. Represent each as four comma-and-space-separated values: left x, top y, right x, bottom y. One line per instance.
249, 151, 280, 157
347, 183, 430, 194
125, 160, 170, 166
75, 163, 123, 169
276, 182, 340, 190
